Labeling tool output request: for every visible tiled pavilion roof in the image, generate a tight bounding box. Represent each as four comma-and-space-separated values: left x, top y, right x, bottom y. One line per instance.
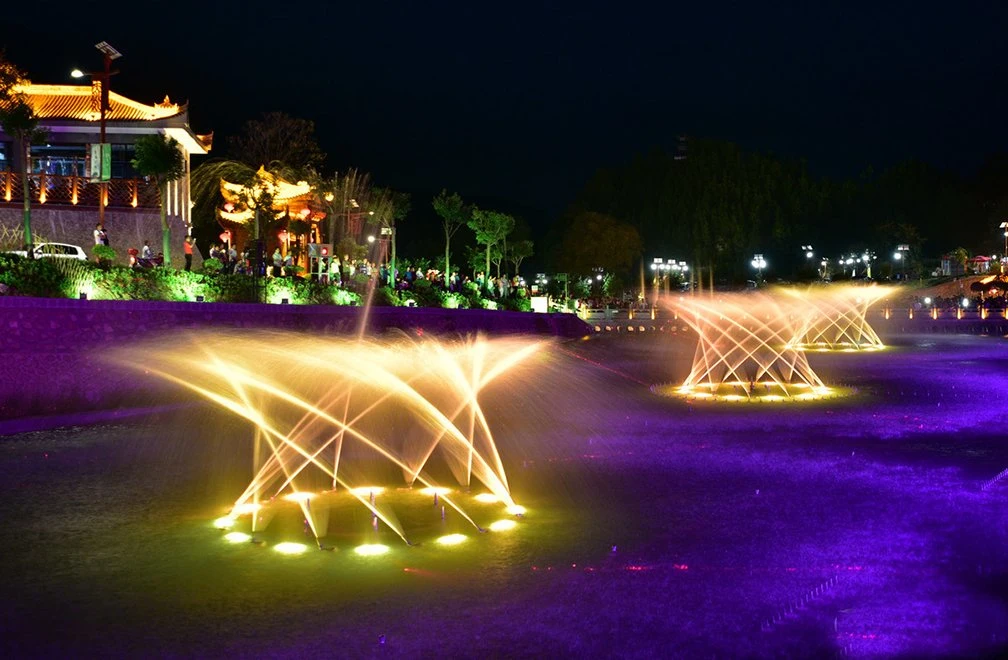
11, 83, 183, 122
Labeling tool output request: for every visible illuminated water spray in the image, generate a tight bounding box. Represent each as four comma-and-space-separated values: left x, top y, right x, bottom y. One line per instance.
658, 292, 832, 401
125, 331, 544, 547
782, 285, 890, 352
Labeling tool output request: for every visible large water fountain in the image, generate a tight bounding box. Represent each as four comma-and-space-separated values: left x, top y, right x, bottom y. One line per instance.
121, 331, 545, 551
782, 285, 891, 352
657, 284, 887, 401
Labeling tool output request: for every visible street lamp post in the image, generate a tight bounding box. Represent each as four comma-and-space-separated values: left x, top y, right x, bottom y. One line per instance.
894, 244, 909, 280
751, 253, 766, 284
71, 41, 121, 230
1000, 222, 1008, 273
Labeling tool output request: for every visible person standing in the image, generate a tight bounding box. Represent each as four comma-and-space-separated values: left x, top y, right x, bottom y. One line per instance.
93, 223, 108, 263
183, 236, 194, 272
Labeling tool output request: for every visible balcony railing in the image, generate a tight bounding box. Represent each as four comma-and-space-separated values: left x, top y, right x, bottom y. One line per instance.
0, 170, 161, 209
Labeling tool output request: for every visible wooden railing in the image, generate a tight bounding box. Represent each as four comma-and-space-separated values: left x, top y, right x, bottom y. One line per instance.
0, 170, 161, 209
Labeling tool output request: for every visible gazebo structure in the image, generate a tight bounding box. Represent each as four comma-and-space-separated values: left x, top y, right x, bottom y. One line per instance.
217, 166, 326, 267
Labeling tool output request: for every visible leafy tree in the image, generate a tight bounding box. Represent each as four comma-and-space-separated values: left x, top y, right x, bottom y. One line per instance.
508, 239, 534, 277
0, 95, 47, 255
0, 50, 26, 97
227, 112, 325, 174
557, 211, 642, 279
132, 134, 187, 264
950, 246, 969, 274
432, 189, 469, 279
468, 208, 514, 289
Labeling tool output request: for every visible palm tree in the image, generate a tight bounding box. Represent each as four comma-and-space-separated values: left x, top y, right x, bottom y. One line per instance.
0, 96, 47, 256
318, 168, 371, 246
132, 134, 186, 264
369, 188, 410, 286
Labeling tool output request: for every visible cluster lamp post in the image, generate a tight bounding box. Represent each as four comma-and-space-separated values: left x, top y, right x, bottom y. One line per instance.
751, 254, 766, 284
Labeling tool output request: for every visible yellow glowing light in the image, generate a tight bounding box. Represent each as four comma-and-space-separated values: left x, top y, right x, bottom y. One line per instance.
224, 531, 251, 543
420, 486, 452, 496
436, 533, 467, 546
283, 491, 313, 503
473, 493, 500, 503
274, 542, 308, 555
506, 504, 527, 516
232, 503, 260, 515
349, 486, 385, 497
354, 544, 390, 556
213, 516, 236, 529
489, 519, 517, 532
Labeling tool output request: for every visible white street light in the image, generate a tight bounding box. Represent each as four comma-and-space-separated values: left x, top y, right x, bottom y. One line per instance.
751, 254, 767, 282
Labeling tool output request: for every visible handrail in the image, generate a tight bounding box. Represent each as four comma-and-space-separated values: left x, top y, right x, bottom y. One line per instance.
0, 170, 159, 209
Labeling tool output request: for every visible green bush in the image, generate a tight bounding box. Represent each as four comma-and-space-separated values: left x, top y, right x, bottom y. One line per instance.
407, 278, 445, 308
200, 257, 223, 274
95, 266, 162, 300
0, 254, 66, 297
369, 285, 402, 307
500, 295, 532, 312
92, 244, 117, 267
442, 292, 470, 309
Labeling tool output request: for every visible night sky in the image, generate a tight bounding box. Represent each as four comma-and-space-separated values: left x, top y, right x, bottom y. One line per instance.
5, 2, 1008, 250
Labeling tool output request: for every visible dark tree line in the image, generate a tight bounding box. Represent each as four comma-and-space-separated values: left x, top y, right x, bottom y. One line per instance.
553, 139, 1006, 285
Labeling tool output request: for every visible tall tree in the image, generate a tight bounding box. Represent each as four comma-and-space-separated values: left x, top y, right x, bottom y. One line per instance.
320, 168, 372, 246
131, 134, 187, 264
508, 239, 534, 276
0, 99, 47, 255
370, 187, 410, 285
432, 189, 469, 279
227, 112, 325, 174
557, 211, 642, 279
468, 208, 514, 289
0, 54, 47, 254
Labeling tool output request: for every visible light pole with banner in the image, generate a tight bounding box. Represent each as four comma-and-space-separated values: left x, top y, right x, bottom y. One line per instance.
72, 41, 121, 229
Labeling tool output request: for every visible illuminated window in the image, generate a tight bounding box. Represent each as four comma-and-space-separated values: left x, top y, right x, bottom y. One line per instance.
30, 144, 86, 176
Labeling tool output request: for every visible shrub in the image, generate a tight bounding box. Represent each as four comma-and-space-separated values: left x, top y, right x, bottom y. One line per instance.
92, 244, 117, 268
200, 257, 223, 274
369, 286, 402, 307
500, 295, 532, 312
408, 278, 444, 308
0, 254, 66, 297
442, 292, 470, 309
331, 287, 361, 306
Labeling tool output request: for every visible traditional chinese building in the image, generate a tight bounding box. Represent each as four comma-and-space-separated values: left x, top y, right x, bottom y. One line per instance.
217, 166, 326, 267
0, 82, 211, 262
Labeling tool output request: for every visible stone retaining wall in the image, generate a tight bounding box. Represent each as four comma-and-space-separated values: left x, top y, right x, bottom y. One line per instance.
0, 297, 590, 422
0, 206, 198, 269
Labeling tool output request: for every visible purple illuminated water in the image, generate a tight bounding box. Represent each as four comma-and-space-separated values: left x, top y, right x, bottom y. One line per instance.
1, 331, 1006, 657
